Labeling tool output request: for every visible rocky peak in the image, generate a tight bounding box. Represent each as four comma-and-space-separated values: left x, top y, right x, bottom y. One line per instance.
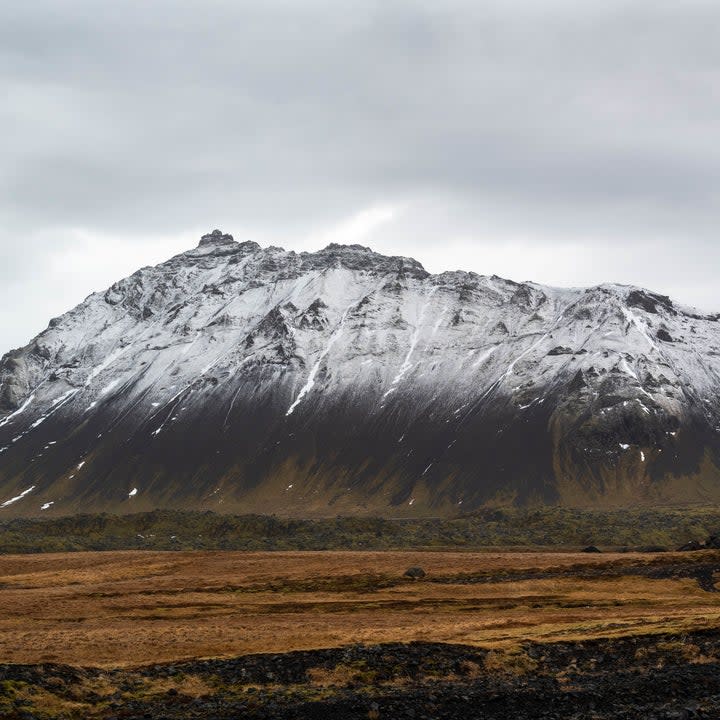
321, 243, 374, 254
302, 243, 429, 278
198, 229, 236, 247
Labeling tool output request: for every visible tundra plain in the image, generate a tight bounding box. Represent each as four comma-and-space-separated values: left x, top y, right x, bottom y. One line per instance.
2, 549, 720, 718
1, 549, 720, 667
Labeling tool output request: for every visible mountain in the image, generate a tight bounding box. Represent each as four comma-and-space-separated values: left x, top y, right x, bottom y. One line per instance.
1, 229, 720, 517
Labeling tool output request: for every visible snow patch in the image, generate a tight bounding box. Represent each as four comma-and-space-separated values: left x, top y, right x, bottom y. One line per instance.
0, 394, 35, 428
619, 358, 638, 380
27, 389, 79, 430
200, 356, 222, 376
100, 378, 121, 395
1, 485, 35, 508
472, 346, 497, 368
621, 307, 656, 351
85, 347, 127, 386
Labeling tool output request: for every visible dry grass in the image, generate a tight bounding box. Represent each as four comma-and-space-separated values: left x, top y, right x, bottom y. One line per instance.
10, 686, 91, 717
483, 647, 538, 675
0, 550, 719, 667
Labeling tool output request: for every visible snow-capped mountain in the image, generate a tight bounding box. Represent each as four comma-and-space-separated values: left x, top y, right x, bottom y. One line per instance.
2, 229, 720, 517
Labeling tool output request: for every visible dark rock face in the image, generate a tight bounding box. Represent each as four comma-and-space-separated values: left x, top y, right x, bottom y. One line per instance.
627, 289, 675, 315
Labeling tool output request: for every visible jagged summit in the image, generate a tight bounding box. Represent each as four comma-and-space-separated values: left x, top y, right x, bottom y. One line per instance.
198, 229, 236, 247
185, 232, 429, 278
1, 230, 719, 517
322, 242, 374, 253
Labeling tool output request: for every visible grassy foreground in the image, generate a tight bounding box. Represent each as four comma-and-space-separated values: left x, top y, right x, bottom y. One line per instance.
1, 549, 719, 666
0, 506, 719, 553
1, 548, 720, 717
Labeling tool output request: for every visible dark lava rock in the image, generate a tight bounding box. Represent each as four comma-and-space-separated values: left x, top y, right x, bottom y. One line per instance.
678, 535, 720, 551
678, 540, 705, 552
582, 546, 602, 553
7, 634, 720, 719
404, 567, 426, 580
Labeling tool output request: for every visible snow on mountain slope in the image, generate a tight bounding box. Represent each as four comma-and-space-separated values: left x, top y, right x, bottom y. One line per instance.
1, 229, 720, 517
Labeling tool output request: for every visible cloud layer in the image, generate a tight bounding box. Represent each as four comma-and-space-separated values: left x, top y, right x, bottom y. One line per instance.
2, 1, 719, 353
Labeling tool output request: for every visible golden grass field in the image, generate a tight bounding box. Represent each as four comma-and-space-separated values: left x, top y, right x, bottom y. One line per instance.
1, 549, 719, 668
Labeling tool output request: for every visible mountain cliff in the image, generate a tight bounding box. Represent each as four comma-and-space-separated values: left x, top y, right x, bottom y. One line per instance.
2, 229, 720, 517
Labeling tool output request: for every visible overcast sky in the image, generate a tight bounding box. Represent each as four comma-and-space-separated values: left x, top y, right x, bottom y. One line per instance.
2, 0, 720, 355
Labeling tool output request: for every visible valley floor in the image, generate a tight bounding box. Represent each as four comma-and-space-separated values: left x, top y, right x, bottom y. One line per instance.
1, 549, 720, 718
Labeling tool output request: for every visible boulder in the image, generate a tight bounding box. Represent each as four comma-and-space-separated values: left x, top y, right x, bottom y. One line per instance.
678, 540, 704, 552
403, 567, 426, 580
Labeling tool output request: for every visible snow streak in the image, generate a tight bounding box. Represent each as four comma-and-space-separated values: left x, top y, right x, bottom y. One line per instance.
85, 346, 127, 386
286, 303, 355, 416
0, 394, 35, 428
1, 485, 35, 508
382, 287, 438, 401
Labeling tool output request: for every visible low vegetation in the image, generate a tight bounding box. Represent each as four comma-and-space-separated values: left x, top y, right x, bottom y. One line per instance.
1, 506, 719, 553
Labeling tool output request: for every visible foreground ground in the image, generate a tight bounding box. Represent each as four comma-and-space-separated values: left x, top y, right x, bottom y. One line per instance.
1, 549, 720, 718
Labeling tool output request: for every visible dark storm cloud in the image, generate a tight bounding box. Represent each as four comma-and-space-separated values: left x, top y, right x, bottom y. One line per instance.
2, 0, 720, 352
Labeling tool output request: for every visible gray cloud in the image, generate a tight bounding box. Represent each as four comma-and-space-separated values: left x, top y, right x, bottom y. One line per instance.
2, 0, 720, 353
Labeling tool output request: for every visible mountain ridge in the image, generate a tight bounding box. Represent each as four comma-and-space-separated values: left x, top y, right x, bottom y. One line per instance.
1, 230, 720, 517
